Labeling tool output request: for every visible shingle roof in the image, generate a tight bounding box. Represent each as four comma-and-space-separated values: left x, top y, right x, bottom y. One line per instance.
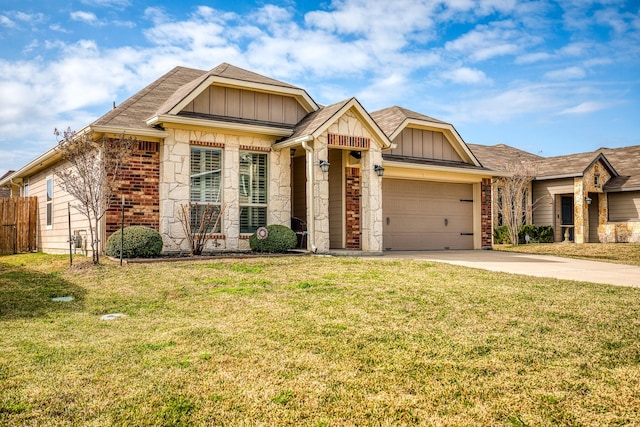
92, 63, 309, 132
468, 143, 543, 171
287, 98, 353, 139
370, 106, 448, 137
470, 143, 640, 192
92, 66, 206, 130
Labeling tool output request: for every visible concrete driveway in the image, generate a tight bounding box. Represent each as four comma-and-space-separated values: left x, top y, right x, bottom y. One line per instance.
382, 250, 640, 288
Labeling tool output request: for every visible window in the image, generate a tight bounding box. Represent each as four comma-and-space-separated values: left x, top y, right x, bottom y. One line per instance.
23, 178, 29, 197
239, 152, 267, 234
46, 176, 53, 228
190, 147, 222, 233
594, 174, 601, 188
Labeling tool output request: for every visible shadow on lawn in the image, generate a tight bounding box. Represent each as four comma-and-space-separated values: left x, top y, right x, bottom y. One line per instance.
0, 262, 86, 320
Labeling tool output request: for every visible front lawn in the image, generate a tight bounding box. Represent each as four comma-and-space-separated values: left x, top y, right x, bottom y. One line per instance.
495, 243, 640, 266
1, 253, 639, 426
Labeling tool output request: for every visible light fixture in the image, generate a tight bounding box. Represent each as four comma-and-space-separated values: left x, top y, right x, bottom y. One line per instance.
585, 196, 592, 205
374, 164, 385, 177
319, 160, 330, 173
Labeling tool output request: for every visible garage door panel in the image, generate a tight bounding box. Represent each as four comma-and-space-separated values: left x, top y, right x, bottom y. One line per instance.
383, 179, 474, 250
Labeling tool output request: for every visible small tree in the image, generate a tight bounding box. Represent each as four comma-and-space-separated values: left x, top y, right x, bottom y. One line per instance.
54, 127, 135, 264
177, 202, 227, 255
494, 161, 539, 246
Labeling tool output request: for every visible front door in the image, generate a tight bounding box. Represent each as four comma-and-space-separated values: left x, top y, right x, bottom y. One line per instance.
561, 196, 574, 241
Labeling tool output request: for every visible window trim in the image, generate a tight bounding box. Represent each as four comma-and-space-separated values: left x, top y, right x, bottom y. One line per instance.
239, 150, 268, 235
189, 146, 223, 235
46, 175, 53, 229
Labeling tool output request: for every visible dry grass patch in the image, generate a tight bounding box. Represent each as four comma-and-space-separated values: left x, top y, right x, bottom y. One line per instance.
1, 253, 639, 426
495, 243, 640, 266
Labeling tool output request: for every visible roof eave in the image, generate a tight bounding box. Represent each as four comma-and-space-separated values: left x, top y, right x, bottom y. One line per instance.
382, 159, 505, 177
148, 114, 294, 137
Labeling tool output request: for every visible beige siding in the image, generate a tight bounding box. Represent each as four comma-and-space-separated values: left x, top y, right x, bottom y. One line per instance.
389, 128, 463, 162
328, 150, 344, 248
185, 85, 307, 125
29, 164, 92, 255
609, 192, 640, 221
382, 179, 473, 250
532, 178, 574, 227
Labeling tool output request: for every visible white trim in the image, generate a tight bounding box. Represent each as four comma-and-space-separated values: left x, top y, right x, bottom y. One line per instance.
382, 159, 504, 177
46, 175, 54, 230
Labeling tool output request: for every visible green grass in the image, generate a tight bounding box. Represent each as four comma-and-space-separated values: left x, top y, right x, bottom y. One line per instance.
1, 253, 639, 425
495, 243, 640, 266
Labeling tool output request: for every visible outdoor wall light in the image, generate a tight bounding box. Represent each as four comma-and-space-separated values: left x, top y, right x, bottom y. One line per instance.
319, 160, 330, 173
585, 196, 592, 205
374, 164, 385, 177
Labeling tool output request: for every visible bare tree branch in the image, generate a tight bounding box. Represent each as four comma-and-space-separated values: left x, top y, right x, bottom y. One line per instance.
54, 127, 135, 263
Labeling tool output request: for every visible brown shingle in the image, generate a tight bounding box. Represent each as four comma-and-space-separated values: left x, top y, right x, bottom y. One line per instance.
287, 98, 352, 139
92, 66, 206, 130
468, 143, 543, 171
370, 106, 448, 137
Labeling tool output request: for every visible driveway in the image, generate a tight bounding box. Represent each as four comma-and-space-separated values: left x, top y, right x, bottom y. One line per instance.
382, 250, 640, 288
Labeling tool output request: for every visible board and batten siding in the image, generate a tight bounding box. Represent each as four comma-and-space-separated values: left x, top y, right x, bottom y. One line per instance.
388, 128, 463, 162
184, 86, 308, 125
608, 192, 640, 221
29, 164, 92, 254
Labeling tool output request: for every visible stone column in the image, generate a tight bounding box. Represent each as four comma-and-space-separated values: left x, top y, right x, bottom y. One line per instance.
574, 177, 586, 244
360, 147, 383, 253
224, 144, 240, 250
268, 149, 291, 227
312, 143, 330, 252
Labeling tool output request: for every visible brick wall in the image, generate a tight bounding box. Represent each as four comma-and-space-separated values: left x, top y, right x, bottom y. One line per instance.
106, 140, 160, 237
345, 167, 361, 249
481, 178, 493, 248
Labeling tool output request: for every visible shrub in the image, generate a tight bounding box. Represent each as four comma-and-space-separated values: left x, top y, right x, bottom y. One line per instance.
249, 224, 297, 253
494, 224, 554, 244
493, 225, 510, 244
106, 226, 163, 258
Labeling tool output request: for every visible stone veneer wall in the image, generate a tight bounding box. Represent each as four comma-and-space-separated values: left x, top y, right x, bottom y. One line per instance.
106, 140, 160, 237
158, 129, 288, 253
481, 178, 493, 248
313, 109, 384, 253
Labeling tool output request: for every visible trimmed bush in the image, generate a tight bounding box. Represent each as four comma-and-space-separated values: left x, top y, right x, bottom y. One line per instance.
494, 224, 554, 244
249, 224, 297, 253
106, 226, 163, 258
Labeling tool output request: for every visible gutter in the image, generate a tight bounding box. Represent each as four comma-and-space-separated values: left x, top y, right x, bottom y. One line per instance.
300, 136, 317, 253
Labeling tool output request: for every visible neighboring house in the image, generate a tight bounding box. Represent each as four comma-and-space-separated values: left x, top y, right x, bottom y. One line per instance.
471, 144, 640, 244
0, 171, 14, 198
0, 63, 495, 255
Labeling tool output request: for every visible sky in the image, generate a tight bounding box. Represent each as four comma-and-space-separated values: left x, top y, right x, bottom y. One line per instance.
1, 0, 639, 176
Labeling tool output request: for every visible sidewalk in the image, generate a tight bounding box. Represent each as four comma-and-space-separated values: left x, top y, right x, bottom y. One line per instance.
382, 250, 640, 288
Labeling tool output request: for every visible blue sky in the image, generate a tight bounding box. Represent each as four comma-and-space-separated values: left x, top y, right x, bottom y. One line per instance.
1, 0, 639, 176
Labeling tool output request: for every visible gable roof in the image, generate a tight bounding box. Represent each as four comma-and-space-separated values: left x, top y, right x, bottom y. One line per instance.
150, 63, 318, 120
92, 66, 205, 134
280, 98, 391, 149
370, 106, 448, 137
371, 106, 481, 167
470, 143, 640, 192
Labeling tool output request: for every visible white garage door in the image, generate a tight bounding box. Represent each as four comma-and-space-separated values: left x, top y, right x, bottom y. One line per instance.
383, 179, 474, 250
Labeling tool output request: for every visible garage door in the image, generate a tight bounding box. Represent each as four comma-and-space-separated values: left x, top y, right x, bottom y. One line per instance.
383, 179, 474, 250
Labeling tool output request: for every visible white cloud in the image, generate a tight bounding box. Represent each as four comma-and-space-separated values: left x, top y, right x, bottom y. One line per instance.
559, 101, 609, 115
515, 52, 552, 64
544, 66, 586, 80
70, 11, 101, 26
0, 15, 15, 28
443, 67, 490, 84
444, 22, 525, 61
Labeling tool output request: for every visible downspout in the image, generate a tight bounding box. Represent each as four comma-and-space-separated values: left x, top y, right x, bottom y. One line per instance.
300, 136, 317, 252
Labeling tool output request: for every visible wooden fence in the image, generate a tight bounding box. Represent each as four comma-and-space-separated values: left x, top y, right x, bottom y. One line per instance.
0, 197, 37, 255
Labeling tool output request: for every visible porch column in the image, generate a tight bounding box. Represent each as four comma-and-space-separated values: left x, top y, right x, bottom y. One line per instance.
306, 141, 330, 253
360, 147, 383, 252
574, 177, 586, 244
